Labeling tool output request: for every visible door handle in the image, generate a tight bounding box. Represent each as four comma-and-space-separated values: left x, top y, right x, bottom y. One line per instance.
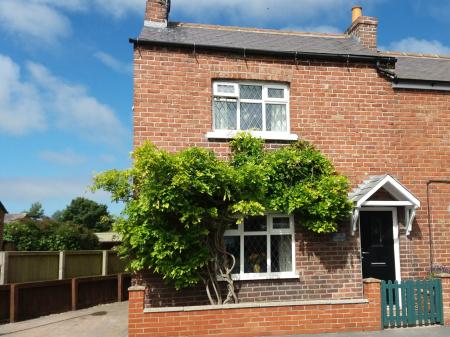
362, 251, 370, 255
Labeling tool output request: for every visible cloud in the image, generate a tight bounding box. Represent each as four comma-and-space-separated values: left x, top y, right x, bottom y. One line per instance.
27, 62, 128, 144
99, 154, 117, 164
0, 176, 111, 205
39, 149, 86, 166
0, 0, 71, 45
94, 52, 133, 75
173, 0, 377, 26
384, 37, 450, 55
0, 55, 46, 135
0, 53, 128, 143
282, 25, 341, 34
0, 0, 144, 45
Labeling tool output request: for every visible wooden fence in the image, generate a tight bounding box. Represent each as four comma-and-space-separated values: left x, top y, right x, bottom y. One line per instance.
0, 251, 126, 285
381, 279, 444, 328
1, 273, 131, 323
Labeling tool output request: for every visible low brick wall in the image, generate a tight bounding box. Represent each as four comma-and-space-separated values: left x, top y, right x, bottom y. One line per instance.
128, 279, 381, 337
440, 275, 450, 325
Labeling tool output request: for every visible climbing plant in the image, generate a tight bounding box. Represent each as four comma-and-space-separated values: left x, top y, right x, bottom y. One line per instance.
92, 133, 352, 305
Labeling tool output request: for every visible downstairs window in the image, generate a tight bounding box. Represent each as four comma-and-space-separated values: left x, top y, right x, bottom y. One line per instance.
224, 215, 296, 280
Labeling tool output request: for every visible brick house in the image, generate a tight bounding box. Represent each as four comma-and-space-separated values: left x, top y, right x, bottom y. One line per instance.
129, 1, 450, 336
0, 202, 7, 251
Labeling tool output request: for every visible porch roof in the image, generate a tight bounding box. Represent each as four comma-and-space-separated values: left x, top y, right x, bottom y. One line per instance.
349, 175, 420, 236
349, 174, 420, 208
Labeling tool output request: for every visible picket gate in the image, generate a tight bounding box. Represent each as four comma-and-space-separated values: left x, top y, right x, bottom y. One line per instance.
381, 279, 444, 328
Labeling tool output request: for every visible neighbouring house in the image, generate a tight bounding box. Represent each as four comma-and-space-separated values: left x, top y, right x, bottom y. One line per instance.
94, 232, 122, 250
3, 213, 27, 225
0, 202, 7, 251
128, 1, 450, 336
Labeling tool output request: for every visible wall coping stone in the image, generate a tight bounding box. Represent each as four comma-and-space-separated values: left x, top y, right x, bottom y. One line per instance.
363, 278, 381, 283
143, 298, 369, 313
128, 285, 146, 291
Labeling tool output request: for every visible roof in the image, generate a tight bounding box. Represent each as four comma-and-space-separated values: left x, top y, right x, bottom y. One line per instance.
136, 23, 388, 61
0, 202, 6, 214
392, 56, 450, 83
349, 174, 420, 208
4, 213, 27, 224
94, 232, 122, 243
135, 23, 450, 83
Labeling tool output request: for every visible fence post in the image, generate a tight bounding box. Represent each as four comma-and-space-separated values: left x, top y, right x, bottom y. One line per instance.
9, 284, 18, 323
102, 251, 108, 276
117, 273, 123, 302
59, 251, 66, 280
71, 278, 78, 311
0, 252, 9, 285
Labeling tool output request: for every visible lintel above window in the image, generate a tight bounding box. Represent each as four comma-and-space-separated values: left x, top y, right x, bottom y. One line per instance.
208, 81, 298, 141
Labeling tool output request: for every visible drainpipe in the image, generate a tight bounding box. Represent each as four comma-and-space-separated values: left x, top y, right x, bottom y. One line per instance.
426, 180, 450, 272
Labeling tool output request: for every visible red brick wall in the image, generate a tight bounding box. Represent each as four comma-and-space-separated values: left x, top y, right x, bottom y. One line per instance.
429, 183, 450, 269
128, 279, 381, 337
441, 276, 450, 325
133, 45, 450, 304
137, 224, 363, 308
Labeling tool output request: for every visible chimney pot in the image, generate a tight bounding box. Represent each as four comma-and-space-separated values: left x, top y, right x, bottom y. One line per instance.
352, 6, 363, 23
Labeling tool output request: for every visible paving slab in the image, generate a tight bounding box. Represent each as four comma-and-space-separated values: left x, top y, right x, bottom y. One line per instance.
276, 326, 450, 337
0, 301, 128, 337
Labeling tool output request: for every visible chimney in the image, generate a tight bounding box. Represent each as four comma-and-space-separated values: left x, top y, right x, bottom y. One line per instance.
144, 0, 170, 28
346, 6, 378, 50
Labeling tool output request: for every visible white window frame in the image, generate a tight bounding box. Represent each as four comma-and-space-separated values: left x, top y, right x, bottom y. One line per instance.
208, 81, 298, 141
224, 214, 297, 281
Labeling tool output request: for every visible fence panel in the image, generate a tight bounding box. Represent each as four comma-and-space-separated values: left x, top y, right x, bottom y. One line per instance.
65, 251, 103, 278
382, 279, 444, 328
108, 252, 127, 275
0, 285, 10, 323
16, 280, 72, 321
76, 276, 117, 309
8, 252, 59, 283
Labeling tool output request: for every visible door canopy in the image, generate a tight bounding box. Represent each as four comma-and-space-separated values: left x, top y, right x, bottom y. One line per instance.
349, 174, 420, 236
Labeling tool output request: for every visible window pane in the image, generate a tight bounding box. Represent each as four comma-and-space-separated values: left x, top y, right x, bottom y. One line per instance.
240, 103, 262, 130
244, 236, 267, 273
271, 235, 292, 272
213, 99, 237, 130
266, 104, 287, 132
217, 84, 235, 94
240, 85, 262, 100
273, 217, 290, 229
244, 216, 266, 232
268, 88, 284, 99
224, 236, 240, 274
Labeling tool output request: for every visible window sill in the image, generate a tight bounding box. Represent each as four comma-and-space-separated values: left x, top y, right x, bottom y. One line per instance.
206, 130, 298, 141
219, 272, 299, 281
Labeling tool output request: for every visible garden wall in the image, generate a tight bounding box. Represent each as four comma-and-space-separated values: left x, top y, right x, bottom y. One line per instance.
128, 279, 381, 337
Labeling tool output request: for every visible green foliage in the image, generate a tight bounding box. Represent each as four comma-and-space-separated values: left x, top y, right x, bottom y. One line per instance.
26, 202, 45, 220
93, 133, 353, 289
4, 218, 99, 251
59, 197, 113, 232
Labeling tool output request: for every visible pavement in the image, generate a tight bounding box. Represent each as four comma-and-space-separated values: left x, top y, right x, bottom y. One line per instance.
0, 301, 128, 337
0, 301, 448, 337
281, 326, 450, 337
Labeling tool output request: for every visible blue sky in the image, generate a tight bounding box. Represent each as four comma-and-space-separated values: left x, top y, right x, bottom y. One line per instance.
0, 0, 449, 216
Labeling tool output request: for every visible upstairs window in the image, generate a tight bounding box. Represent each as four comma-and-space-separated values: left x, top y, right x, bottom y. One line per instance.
224, 214, 296, 280
213, 82, 290, 133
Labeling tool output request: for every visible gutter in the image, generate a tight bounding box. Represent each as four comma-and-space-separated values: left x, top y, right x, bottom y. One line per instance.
129, 38, 397, 65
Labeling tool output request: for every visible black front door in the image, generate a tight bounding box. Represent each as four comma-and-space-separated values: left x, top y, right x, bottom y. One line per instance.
360, 211, 396, 281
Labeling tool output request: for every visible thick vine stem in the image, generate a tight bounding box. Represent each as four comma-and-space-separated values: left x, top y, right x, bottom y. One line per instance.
202, 225, 238, 305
